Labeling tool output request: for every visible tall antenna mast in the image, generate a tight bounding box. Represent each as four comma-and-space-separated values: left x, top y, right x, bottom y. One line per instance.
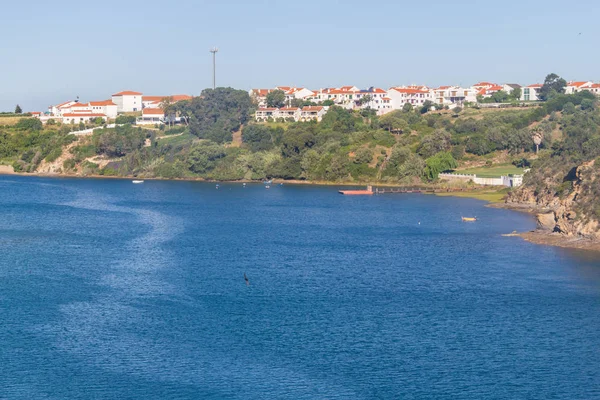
210, 47, 219, 90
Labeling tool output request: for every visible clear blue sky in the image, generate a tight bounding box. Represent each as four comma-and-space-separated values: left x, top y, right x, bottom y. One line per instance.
2, 0, 599, 111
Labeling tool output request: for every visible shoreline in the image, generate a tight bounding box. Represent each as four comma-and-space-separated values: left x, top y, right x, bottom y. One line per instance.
3, 171, 599, 253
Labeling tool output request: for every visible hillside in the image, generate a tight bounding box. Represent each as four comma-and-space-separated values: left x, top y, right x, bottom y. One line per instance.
2, 90, 599, 241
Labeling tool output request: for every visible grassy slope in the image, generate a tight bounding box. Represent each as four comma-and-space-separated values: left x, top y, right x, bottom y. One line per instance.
457, 164, 525, 177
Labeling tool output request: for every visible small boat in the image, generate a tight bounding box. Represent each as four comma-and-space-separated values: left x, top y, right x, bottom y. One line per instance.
462, 217, 477, 222
263, 180, 272, 185
265, 185, 271, 189
132, 180, 144, 184
339, 185, 374, 196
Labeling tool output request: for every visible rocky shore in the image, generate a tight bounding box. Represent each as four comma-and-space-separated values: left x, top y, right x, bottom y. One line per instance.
501, 159, 600, 252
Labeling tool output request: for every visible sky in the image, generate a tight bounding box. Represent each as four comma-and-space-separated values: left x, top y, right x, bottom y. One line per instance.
1, 0, 599, 111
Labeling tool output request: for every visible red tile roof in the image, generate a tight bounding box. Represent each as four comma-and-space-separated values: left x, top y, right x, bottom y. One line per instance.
302, 106, 324, 111
473, 82, 496, 87
112, 91, 143, 96
71, 103, 90, 107
280, 107, 300, 111
568, 81, 589, 87
527, 84, 543, 88
142, 108, 165, 115
89, 100, 116, 106
391, 88, 429, 94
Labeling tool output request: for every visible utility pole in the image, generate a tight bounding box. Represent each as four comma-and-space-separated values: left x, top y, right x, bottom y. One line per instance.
210, 47, 219, 90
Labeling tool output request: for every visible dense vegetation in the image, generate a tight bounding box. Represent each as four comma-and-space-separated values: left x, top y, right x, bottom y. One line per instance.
1, 85, 598, 193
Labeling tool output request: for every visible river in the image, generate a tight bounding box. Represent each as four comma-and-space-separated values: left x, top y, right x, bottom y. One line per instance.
1, 176, 599, 399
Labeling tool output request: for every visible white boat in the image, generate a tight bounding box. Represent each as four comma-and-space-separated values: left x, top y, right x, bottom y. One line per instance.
132, 180, 144, 184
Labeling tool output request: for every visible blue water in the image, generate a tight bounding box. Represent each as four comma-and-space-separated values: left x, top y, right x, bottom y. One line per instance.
0, 176, 599, 399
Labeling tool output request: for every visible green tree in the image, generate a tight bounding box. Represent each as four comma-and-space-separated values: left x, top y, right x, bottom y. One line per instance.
15, 118, 42, 131
562, 102, 576, 114
266, 90, 286, 108
379, 111, 408, 133
510, 88, 522, 101
424, 152, 457, 180
402, 103, 413, 113
242, 125, 277, 152
183, 88, 253, 143
356, 95, 373, 107
353, 147, 374, 164
160, 96, 175, 128
15, 104, 22, 114
491, 90, 509, 103
420, 100, 434, 114
187, 142, 227, 174
539, 73, 567, 101
418, 129, 451, 158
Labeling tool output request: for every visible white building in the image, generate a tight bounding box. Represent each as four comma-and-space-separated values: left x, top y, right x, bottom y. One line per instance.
255, 108, 279, 121
565, 81, 593, 94
142, 94, 192, 109
278, 107, 301, 121
89, 100, 118, 118
62, 113, 107, 124
300, 106, 327, 122
433, 86, 478, 106
49, 100, 79, 117
521, 84, 542, 101
112, 91, 143, 112
137, 108, 165, 125
387, 87, 433, 109
585, 83, 600, 96
255, 106, 328, 122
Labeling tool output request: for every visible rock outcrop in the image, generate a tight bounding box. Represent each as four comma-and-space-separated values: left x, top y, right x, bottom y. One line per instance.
507, 160, 600, 240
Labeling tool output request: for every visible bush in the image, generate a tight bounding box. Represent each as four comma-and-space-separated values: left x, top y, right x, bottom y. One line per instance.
164, 126, 186, 135
63, 159, 76, 170
115, 115, 136, 125
44, 147, 63, 163
15, 118, 43, 131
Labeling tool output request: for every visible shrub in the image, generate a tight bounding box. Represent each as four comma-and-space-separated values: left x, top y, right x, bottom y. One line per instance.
63, 159, 76, 170
44, 147, 63, 163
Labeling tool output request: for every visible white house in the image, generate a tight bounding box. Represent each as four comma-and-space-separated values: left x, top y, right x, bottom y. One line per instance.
112, 91, 143, 112
89, 100, 118, 118
137, 108, 164, 125
585, 83, 600, 96
69, 103, 93, 114
565, 81, 593, 94
387, 87, 433, 110
49, 100, 79, 116
521, 84, 542, 101
278, 107, 301, 121
249, 89, 275, 107
62, 113, 107, 124
283, 87, 316, 104
255, 107, 279, 121
433, 86, 478, 106
142, 94, 192, 109
300, 106, 327, 122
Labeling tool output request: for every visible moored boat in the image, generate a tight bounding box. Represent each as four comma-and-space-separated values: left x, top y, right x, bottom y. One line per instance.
462, 216, 477, 222
132, 180, 144, 184
339, 185, 374, 196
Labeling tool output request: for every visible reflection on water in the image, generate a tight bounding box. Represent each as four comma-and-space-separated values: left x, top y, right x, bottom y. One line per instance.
0, 176, 599, 399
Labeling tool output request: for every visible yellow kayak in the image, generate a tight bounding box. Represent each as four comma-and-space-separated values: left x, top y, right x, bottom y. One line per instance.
462, 217, 477, 222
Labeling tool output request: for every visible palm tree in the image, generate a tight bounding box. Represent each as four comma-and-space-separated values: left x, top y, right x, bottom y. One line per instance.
531, 126, 543, 154
159, 96, 174, 128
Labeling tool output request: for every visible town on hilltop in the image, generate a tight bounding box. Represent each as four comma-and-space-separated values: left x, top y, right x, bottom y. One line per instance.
30, 80, 600, 126
251, 80, 600, 122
